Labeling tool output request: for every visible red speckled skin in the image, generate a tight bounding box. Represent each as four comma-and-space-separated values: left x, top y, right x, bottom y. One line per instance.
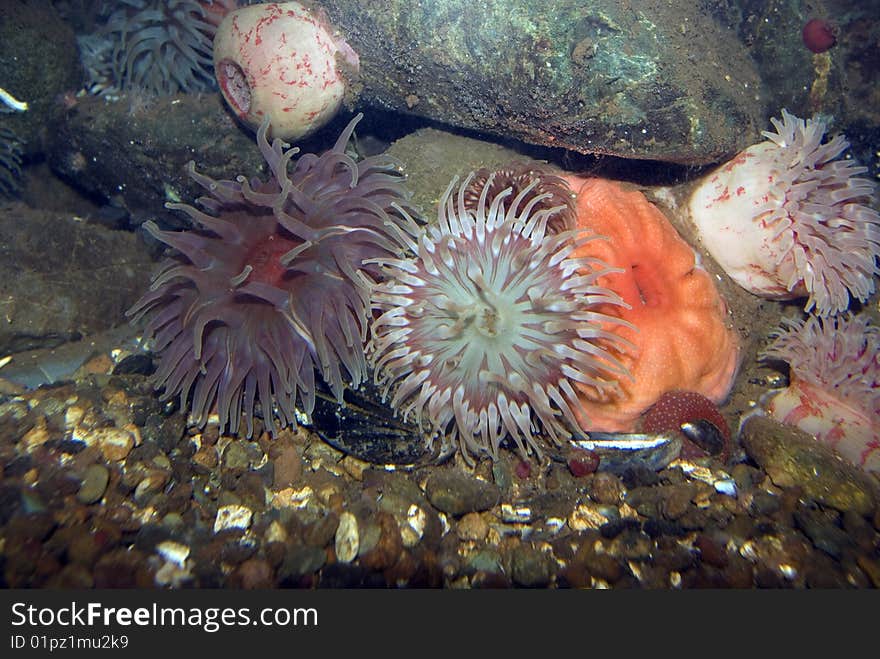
213, 2, 357, 140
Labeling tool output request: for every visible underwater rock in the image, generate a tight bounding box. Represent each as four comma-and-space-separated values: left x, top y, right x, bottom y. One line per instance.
0, 205, 151, 355
741, 415, 878, 516
0, 1, 82, 157
321, 0, 763, 164
50, 93, 265, 224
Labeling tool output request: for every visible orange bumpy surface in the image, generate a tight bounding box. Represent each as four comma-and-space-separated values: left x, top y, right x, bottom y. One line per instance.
562, 176, 741, 432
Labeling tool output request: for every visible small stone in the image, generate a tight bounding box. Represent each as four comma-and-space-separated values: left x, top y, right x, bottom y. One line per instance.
271, 439, 302, 490
21, 415, 51, 450
222, 441, 251, 472
335, 511, 360, 564
192, 445, 219, 471
510, 544, 554, 587
76, 464, 109, 504
401, 504, 427, 548
134, 470, 169, 502
156, 540, 190, 567
590, 472, 626, 505
213, 505, 253, 533
568, 502, 613, 532
661, 484, 699, 520
424, 470, 500, 516
793, 505, 852, 560
360, 512, 403, 571
457, 512, 489, 542
741, 416, 878, 515
229, 558, 274, 589
81, 426, 135, 462
280, 546, 326, 581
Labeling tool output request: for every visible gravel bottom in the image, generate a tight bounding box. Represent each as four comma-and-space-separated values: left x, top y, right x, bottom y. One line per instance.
1, 368, 878, 589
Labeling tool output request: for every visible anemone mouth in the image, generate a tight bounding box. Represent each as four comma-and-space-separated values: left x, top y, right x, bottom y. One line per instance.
217, 58, 251, 116
368, 172, 633, 463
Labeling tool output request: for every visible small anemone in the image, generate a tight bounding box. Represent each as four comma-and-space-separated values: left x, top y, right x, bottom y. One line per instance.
761, 313, 880, 417
128, 113, 420, 437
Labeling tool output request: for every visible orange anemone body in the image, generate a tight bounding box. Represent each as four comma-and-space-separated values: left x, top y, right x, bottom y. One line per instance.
562, 176, 741, 432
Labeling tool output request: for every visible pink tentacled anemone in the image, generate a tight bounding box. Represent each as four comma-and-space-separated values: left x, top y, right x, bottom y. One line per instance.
128, 113, 419, 436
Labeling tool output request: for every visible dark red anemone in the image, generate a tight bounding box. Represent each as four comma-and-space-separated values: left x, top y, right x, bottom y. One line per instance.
128, 114, 419, 436
462, 163, 577, 234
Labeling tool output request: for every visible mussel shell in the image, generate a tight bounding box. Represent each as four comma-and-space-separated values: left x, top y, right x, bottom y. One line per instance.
309, 379, 442, 466
565, 432, 683, 474
680, 419, 726, 456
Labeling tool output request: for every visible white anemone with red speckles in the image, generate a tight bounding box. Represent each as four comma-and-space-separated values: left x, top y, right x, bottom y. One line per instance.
688, 109, 880, 316
760, 313, 880, 473
213, 1, 359, 140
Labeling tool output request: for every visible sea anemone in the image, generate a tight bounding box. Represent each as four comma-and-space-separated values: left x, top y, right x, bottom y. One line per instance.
368, 171, 633, 462
462, 163, 577, 234
562, 177, 741, 432
212, 1, 360, 140
760, 313, 879, 473
688, 109, 880, 317
103, 0, 238, 95
128, 113, 419, 437
802, 18, 837, 54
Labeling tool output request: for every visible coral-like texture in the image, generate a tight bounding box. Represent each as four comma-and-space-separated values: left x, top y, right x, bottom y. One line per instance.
369, 171, 631, 462
128, 113, 418, 436
563, 177, 741, 432
688, 109, 880, 316
761, 314, 879, 473
213, 1, 359, 140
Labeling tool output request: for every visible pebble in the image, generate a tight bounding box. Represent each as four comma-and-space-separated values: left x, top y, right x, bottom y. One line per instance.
270, 438, 302, 490
360, 512, 403, 570
280, 546, 326, 581
222, 441, 251, 472
335, 511, 360, 563
401, 504, 427, 547
76, 464, 109, 504
568, 501, 614, 531
590, 472, 626, 505
741, 416, 878, 515
192, 445, 219, 471
156, 540, 190, 567
456, 512, 489, 541
80, 426, 136, 462
510, 544, 554, 587
793, 505, 852, 559
424, 469, 500, 516
213, 505, 253, 533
